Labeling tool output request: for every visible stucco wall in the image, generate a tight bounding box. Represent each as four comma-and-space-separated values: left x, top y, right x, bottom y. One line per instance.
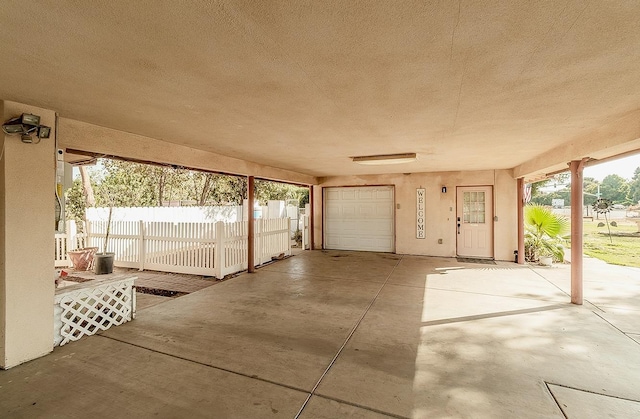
58, 118, 317, 186
0, 101, 55, 368
313, 170, 517, 261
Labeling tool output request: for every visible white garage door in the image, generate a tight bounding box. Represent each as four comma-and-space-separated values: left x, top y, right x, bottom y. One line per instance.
324, 186, 394, 252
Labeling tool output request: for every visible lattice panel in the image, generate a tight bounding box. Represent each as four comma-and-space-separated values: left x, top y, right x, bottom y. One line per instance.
56, 280, 135, 346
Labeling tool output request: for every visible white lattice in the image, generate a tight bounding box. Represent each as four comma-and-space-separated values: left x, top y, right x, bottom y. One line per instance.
54, 277, 136, 346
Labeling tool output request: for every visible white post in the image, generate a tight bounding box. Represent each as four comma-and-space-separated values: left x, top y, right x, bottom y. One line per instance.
67, 220, 77, 251
256, 218, 263, 265
85, 220, 92, 249
301, 216, 307, 251
138, 220, 145, 271
214, 221, 224, 279
287, 217, 292, 256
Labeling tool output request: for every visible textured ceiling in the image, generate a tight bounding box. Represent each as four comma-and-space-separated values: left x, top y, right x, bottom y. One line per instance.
1, 1, 640, 177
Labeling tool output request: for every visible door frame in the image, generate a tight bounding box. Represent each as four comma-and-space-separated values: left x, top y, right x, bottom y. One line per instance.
456, 185, 495, 259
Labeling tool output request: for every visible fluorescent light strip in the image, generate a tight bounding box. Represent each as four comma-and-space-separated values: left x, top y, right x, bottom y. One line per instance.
352, 153, 417, 165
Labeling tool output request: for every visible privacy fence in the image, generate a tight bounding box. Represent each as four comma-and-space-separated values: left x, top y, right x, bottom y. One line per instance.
55, 219, 291, 279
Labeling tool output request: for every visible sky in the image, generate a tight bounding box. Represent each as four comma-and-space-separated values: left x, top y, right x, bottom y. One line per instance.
584, 154, 640, 181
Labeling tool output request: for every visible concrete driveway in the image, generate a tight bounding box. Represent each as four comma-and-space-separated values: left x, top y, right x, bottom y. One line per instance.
1, 251, 639, 418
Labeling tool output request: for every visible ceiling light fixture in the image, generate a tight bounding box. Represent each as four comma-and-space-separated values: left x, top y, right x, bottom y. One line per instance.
352, 153, 417, 165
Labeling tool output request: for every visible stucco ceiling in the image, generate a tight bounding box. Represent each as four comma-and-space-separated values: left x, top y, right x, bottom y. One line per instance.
1, 1, 640, 177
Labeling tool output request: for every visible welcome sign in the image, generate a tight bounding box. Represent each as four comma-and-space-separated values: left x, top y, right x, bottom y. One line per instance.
417, 188, 425, 239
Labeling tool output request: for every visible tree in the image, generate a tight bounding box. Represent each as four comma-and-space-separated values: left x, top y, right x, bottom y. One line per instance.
255, 180, 309, 206
65, 178, 88, 224
627, 167, 640, 205
599, 174, 630, 204
65, 158, 311, 213
583, 177, 600, 206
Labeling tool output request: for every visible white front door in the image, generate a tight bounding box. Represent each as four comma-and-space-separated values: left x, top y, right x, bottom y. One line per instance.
324, 186, 394, 252
456, 186, 493, 258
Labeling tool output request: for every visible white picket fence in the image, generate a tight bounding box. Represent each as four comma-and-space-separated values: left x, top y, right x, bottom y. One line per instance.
55, 219, 291, 279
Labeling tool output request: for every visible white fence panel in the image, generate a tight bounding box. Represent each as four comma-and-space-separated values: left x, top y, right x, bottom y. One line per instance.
55, 218, 292, 278
86, 220, 140, 269
256, 218, 291, 265
144, 221, 216, 275
217, 220, 248, 278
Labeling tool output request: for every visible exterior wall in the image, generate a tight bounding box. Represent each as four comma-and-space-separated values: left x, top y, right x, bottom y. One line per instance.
0, 101, 55, 368
313, 170, 517, 261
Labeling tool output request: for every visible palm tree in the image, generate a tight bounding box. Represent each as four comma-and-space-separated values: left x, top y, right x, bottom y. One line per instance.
524, 204, 570, 262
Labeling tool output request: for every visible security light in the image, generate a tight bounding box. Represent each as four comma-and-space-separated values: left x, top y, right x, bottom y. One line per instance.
37, 125, 51, 138
21, 113, 40, 126
2, 113, 51, 143
2, 121, 24, 134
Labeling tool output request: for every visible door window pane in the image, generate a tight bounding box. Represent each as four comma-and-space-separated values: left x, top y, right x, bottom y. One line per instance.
463, 191, 486, 224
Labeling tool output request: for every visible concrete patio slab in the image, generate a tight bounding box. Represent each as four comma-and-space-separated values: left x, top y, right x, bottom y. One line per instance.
300, 396, 394, 418
136, 292, 172, 310
261, 250, 402, 283
426, 265, 569, 303
531, 259, 640, 311
2, 250, 639, 418
0, 334, 305, 418
594, 307, 640, 335
548, 384, 640, 419
102, 268, 384, 391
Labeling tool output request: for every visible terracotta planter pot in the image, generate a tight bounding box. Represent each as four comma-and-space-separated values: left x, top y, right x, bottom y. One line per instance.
67, 247, 99, 271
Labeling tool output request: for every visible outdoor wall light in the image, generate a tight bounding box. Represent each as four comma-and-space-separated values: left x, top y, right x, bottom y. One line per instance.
442, 186, 447, 193
352, 153, 417, 165
38, 125, 51, 138
2, 113, 51, 143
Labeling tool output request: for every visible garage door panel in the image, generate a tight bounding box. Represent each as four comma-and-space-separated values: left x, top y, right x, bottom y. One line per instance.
324, 186, 394, 252
376, 189, 393, 200
326, 189, 341, 200
341, 190, 356, 200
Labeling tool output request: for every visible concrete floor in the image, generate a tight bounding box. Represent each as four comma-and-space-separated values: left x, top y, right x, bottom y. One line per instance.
2, 251, 640, 418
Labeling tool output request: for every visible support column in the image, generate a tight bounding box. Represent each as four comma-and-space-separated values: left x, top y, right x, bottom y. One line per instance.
247, 175, 255, 273
517, 178, 525, 264
1, 101, 56, 368
570, 159, 587, 305
309, 185, 314, 250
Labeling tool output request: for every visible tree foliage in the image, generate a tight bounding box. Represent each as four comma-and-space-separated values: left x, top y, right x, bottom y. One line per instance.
628, 167, 640, 205
599, 174, 630, 204
530, 167, 640, 207
65, 159, 310, 222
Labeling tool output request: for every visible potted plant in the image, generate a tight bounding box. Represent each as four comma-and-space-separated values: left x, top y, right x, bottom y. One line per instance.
537, 248, 554, 267
94, 206, 115, 274
524, 204, 569, 265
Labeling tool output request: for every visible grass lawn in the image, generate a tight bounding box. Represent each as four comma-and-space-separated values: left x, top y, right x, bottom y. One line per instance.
571, 219, 640, 267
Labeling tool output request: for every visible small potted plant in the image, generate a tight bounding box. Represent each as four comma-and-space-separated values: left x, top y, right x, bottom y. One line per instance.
94, 206, 115, 275
524, 204, 569, 265
537, 248, 554, 266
